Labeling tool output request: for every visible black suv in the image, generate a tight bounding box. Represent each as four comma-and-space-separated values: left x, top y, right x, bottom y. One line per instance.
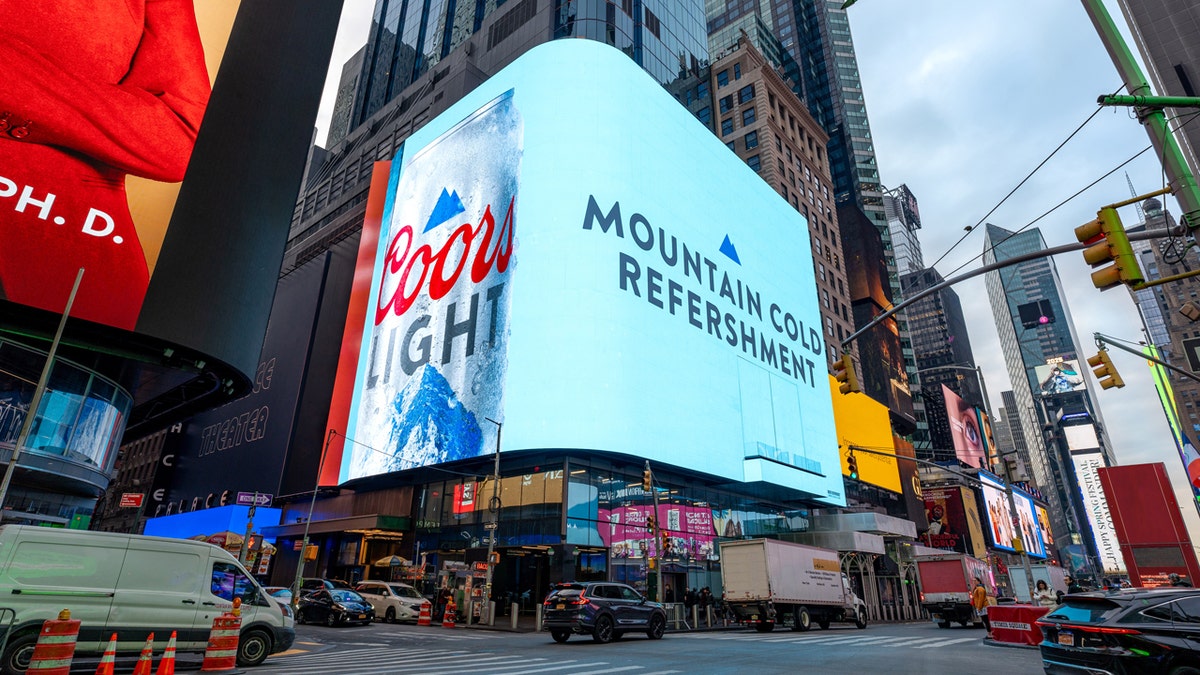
543, 582, 667, 643
1037, 587, 1200, 674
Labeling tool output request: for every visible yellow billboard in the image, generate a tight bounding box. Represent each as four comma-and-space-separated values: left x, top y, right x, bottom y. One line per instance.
829, 376, 901, 493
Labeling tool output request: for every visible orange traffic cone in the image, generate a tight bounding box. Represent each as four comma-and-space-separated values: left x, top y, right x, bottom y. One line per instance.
132, 633, 154, 675
94, 634, 117, 675
27, 609, 80, 675
200, 598, 242, 673
417, 602, 432, 627
442, 599, 457, 629
155, 631, 177, 675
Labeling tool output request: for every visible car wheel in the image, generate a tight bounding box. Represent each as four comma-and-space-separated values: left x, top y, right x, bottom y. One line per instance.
855, 610, 868, 630
1, 633, 38, 675
817, 619, 831, 630
592, 615, 615, 644
647, 614, 666, 640
296, 609, 308, 625
385, 608, 396, 624
551, 630, 570, 643
237, 629, 272, 667
326, 612, 339, 627
936, 620, 951, 629
755, 622, 775, 633
791, 607, 811, 632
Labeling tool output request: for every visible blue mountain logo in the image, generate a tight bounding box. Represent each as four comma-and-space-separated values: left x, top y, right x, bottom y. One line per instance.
719, 235, 741, 265
424, 188, 466, 233
386, 364, 484, 471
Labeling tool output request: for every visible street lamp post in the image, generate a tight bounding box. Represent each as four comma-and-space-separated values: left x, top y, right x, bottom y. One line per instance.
483, 418, 502, 625
291, 429, 335, 609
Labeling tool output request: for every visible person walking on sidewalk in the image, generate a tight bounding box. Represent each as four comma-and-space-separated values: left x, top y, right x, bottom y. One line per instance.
971, 577, 992, 638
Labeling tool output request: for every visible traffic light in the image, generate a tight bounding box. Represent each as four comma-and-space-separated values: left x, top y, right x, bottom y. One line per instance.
646, 515, 656, 532
642, 467, 652, 492
1087, 349, 1125, 389
834, 353, 860, 394
660, 530, 672, 556
846, 450, 859, 480
1074, 207, 1144, 290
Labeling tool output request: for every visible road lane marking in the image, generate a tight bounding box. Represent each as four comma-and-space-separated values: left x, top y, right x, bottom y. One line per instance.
911, 637, 980, 648
569, 667, 645, 675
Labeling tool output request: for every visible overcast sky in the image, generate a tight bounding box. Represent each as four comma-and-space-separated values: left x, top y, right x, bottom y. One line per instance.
312, 1, 1200, 541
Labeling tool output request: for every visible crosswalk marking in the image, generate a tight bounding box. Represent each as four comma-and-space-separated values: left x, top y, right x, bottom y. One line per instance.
911, 637, 979, 649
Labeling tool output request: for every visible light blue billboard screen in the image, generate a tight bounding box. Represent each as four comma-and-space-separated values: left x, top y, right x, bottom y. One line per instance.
338, 40, 842, 505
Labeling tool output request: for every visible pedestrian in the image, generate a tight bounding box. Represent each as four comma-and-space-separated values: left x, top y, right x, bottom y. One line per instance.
664, 584, 676, 603
971, 577, 991, 638
1170, 573, 1193, 587
1065, 575, 1084, 594
684, 588, 696, 609
699, 587, 712, 626
1033, 579, 1057, 607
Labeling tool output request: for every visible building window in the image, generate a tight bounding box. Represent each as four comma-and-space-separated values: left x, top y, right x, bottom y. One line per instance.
738, 84, 755, 104
697, 106, 711, 125
717, 69, 729, 87
725, 141, 735, 151
721, 118, 734, 136
733, 63, 742, 80
742, 107, 756, 126
744, 131, 758, 149
697, 82, 709, 99
644, 8, 661, 38
719, 95, 733, 113
747, 155, 761, 172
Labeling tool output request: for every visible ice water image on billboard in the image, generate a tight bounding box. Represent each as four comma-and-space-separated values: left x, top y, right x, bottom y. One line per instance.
348, 91, 522, 478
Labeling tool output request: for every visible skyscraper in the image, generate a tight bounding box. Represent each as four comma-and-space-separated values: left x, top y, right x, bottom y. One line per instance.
983, 223, 1118, 576
285, 0, 709, 271
899, 267, 979, 461
885, 185, 924, 277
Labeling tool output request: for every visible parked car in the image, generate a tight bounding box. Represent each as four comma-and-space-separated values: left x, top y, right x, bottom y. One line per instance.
354, 581, 430, 623
1037, 587, 1200, 674
263, 586, 294, 605
542, 582, 667, 644
297, 589, 375, 627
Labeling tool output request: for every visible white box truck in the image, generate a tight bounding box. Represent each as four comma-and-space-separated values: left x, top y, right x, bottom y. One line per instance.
914, 553, 989, 628
719, 539, 867, 632
0, 526, 294, 674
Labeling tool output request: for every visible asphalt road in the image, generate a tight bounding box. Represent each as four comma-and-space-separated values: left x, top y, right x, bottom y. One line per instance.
251, 620, 1046, 675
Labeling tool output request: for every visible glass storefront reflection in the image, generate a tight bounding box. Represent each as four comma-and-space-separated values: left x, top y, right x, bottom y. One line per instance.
0, 339, 130, 471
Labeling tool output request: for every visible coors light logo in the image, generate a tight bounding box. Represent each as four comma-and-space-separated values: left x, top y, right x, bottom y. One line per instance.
351, 91, 522, 479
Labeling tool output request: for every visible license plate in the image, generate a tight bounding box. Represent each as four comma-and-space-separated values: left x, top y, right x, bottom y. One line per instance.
556, 604, 565, 610
1057, 631, 1074, 647
359, 614, 367, 619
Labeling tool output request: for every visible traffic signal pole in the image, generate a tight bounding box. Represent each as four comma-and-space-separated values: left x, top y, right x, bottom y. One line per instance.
644, 461, 664, 603
1094, 332, 1200, 384
1080, 0, 1200, 233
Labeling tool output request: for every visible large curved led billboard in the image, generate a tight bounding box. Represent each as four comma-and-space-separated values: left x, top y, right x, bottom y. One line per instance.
328, 40, 841, 504
1, 2, 342, 394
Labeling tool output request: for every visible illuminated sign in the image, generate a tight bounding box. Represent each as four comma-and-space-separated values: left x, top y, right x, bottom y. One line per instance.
327, 41, 840, 503
924, 485, 986, 558
1035, 359, 1086, 396
1064, 424, 1100, 451
831, 380, 901, 493
978, 470, 1046, 558
1071, 449, 1125, 574
942, 385, 985, 468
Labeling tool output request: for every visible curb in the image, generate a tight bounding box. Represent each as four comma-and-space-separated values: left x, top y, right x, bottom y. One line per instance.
983, 638, 1039, 650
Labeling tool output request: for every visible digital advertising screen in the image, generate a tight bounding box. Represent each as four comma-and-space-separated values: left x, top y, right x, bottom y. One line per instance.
325, 40, 841, 504
1036, 359, 1086, 396
979, 470, 1017, 552
1010, 486, 1047, 559
924, 485, 987, 559
1036, 504, 1054, 546
1064, 424, 1101, 451
1072, 449, 1125, 574
1, 3, 341, 395
942, 385, 986, 468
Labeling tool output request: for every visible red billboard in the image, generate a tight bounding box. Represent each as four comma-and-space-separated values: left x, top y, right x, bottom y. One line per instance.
1098, 463, 1200, 587
1, 3, 342, 402
924, 485, 987, 559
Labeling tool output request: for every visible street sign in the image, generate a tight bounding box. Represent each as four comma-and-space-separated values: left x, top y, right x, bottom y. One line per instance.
236, 492, 272, 506
484, 522, 498, 530
119, 493, 144, 508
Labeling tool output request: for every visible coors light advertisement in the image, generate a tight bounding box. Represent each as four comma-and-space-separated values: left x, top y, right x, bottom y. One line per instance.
347, 91, 522, 479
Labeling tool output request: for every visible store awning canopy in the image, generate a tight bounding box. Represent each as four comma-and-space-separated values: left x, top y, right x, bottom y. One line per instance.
261, 514, 410, 538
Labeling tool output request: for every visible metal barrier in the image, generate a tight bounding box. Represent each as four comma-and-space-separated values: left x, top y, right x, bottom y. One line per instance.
0, 608, 16, 667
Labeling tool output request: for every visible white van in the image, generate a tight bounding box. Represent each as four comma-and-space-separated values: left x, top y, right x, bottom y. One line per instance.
0, 526, 294, 674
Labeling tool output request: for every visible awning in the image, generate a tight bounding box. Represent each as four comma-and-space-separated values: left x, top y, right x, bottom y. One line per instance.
261, 514, 410, 538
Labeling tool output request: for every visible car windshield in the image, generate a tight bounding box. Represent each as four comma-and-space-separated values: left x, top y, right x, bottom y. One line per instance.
391, 585, 423, 599
1045, 597, 1123, 624
330, 590, 364, 603
548, 587, 583, 600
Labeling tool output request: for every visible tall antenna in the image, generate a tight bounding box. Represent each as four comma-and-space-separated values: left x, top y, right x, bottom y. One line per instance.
1126, 171, 1146, 223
